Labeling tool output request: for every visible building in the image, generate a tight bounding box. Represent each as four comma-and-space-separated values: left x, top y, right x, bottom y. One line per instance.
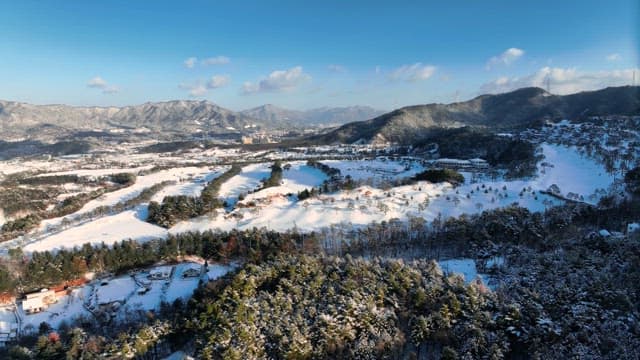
22, 289, 57, 314
182, 264, 203, 278
148, 266, 173, 280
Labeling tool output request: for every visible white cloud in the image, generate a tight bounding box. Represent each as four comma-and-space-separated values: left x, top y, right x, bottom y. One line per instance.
480, 66, 639, 95
388, 63, 436, 82
207, 75, 230, 89
242, 66, 311, 94
87, 76, 107, 88
606, 53, 621, 62
87, 76, 119, 94
486, 48, 525, 70
180, 74, 230, 97
328, 64, 346, 73
202, 56, 230, 66
184, 57, 198, 69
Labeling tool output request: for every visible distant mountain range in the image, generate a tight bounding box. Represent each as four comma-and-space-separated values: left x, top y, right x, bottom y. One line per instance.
0, 100, 384, 140
0, 100, 261, 140
240, 104, 384, 128
2, 86, 637, 143
310, 86, 640, 144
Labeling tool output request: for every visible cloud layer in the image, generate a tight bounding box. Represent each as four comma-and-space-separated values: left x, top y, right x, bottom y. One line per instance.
486, 48, 524, 70
480, 67, 638, 95
242, 66, 311, 94
388, 63, 436, 82
87, 76, 119, 94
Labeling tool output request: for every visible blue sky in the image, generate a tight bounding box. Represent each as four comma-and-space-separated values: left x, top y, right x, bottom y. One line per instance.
0, 0, 637, 111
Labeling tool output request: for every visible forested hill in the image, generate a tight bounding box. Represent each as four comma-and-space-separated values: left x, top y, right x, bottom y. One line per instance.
309, 86, 640, 144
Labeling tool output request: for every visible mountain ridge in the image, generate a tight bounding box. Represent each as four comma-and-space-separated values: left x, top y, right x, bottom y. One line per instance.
310, 86, 640, 144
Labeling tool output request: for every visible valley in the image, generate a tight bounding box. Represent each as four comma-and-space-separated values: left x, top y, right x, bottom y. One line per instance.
0, 88, 638, 359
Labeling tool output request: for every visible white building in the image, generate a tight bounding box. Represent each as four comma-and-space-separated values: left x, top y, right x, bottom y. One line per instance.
22, 289, 57, 314
148, 266, 173, 280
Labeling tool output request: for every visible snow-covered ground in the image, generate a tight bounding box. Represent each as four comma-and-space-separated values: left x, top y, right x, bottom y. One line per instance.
33, 166, 221, 234
218, 162, 272, 206
9, 142, 617, 253
150, 166, 229, 202
171, 144, 612, 233
323, 158, 424, 184
242, 161, 328, 202
23, 206, 167, 252
75, 166, 217, 215
533, 143, 614, 203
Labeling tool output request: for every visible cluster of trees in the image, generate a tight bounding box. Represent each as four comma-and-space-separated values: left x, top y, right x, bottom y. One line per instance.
307, 159, 341, 179
148, 165, 242, 228
297, 161, 359, 201
1, 227, 308, 293
0, 187, 53, 217
107, 172, 137, 186
261, 160, 284, 188
147, 195, 207, 228
413, 169, 465, 187
185, 255, 504, 359
625, 166, 640, 195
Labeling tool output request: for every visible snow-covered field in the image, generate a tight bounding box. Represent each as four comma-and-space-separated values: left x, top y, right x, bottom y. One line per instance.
150, 166, 230, 202
37, 166, 220, 230
218, 162, 272, 206
76, 166, 218, 215
172, 144, 605, 233
242, 161, 328, 202
23, 206, 167, 252
323, 158, 424, 184
5, 142, 618, 253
